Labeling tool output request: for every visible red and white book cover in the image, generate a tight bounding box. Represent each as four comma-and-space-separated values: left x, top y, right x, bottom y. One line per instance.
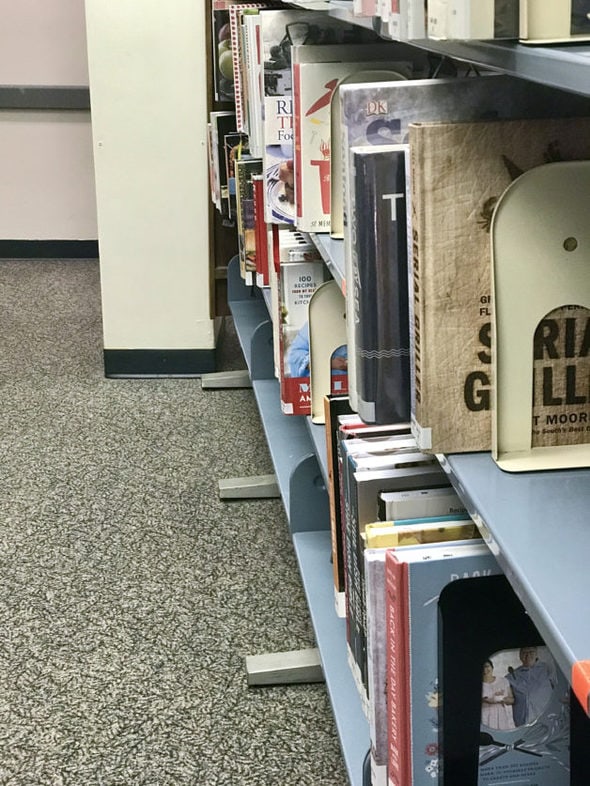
279, 252, 327, 416
293, 44, 414, 233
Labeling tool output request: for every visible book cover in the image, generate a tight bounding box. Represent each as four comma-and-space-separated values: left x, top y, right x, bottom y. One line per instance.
235, 157, 263, 283
410, 115, 590, 453
337, 77, 590, 416
211, 3, 235, 103
260, 9, 376, 225
386, 542, 502, 786
520, 0, 590, 44
252, 174, 270, 287
438, 573, 570, 785
211, 111, 237, 217
350, 144, 411, 426
343, 449, 447, 705
379, 486, 466, 521
224, 131, 250, 218
387, 0, 427, 40
447, 0, 519, 40
365, 524, 481, 785
279, 255, 328, 415
292, 43, 414, 232
427, 0, 450, 39
229, 4, 279, 133
334, 420, 414, 616
324, 395, 355, 616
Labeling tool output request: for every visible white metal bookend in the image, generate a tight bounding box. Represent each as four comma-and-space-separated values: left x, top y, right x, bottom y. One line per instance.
491, 161, 590, 472
309, 280, 348, 424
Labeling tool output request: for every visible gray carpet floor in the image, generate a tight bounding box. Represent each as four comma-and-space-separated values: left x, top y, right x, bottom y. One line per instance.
0, 259, 348, 785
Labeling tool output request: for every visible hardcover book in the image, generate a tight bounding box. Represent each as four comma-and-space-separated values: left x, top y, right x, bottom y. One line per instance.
259, 9, 375, 225
365, 523, 480, 785
385, 542, 502, 786
324, 395, 356, 616
342, 447, 447, 705
224, 131, 250, 218
378, 486, 466, 521
333, 420, 414, 615
211, 2, 236, 103
520, 0, 590, 44
292, 43, 414, 232
234, 157, 263, 283
336, 75, 590, 413
387, 0, 427, 40
438, 574, 571, 785
211, 111, 237, 216
279, 253, 328, 415
252, 174, 270, 287
447, 0, 519, 40
410, 115, 590, 453
350, 144, 411, 425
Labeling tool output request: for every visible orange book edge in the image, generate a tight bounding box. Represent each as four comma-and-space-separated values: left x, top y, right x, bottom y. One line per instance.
572, 660, 590, 715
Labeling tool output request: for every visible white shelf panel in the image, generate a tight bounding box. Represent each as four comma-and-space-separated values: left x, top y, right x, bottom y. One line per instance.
293, 529, 370, 786
441, 451, 590, 709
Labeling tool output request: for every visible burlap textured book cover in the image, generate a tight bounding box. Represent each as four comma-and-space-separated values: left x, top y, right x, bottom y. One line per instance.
410, 116, 590, 454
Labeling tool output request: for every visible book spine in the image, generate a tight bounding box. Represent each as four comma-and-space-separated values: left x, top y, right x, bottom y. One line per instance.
365, 551, 388, 784
409, 127, 430, 449
385, 553, 411, 786
293, 61, 303, 221
352, 148, 411, 425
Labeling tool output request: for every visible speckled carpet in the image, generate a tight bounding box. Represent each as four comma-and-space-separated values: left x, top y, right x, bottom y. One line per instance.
0, 259, 347, 785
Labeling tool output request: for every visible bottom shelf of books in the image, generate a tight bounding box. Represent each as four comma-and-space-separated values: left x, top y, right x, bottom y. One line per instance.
227, 257, 370, 786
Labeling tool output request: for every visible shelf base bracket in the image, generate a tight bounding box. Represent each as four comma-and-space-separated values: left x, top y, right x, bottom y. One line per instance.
245, 647, 324, 686
201, 369, 252, 389
218, 474, 280, 499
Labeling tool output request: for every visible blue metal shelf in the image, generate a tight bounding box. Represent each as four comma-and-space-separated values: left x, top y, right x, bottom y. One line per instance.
441, 452, 590, 709
227, 255, 369, 785
293, 529, 371, 786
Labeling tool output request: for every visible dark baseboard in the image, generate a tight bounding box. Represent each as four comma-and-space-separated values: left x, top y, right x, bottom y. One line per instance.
104, 349, 217, 378
0, 240, 99, 259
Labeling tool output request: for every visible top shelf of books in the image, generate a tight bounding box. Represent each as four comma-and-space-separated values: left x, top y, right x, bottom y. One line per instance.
285, 1, 590, 98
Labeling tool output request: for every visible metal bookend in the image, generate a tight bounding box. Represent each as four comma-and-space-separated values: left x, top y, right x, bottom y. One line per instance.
491, 161, 590, 472
309, 280, 348, 424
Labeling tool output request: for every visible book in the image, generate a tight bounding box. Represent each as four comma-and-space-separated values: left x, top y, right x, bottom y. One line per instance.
427, 0, 450, 39
350, 144, 411, 425
324, 395, 356, 616
211, 2, 235, 103
336, 75, 590, 412
259, 9, 376, 225
279, 252, 328, 415
438, 573, 571, 785
292, 43, 414, 232
210, 111, 236, 216
229, 4, 277, 133
333, 418, 414, 616
520, 0, 590, 44
378, 486, 466, 521
410, 115, 590, 453
224, 131, 250, 218
252, 174, 270, 287
364, 522, 481, 785
234, 157, 263, 283
342, 447, 447, 705
387, 0, 427, 40
386, 541, 502, 786
447, 0, 519, 40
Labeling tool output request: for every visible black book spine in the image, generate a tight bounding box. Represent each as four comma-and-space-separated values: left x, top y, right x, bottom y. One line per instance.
351, 147, 411, 425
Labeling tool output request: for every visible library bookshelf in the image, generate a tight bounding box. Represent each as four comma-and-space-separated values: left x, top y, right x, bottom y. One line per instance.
217, 4, 590, 783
